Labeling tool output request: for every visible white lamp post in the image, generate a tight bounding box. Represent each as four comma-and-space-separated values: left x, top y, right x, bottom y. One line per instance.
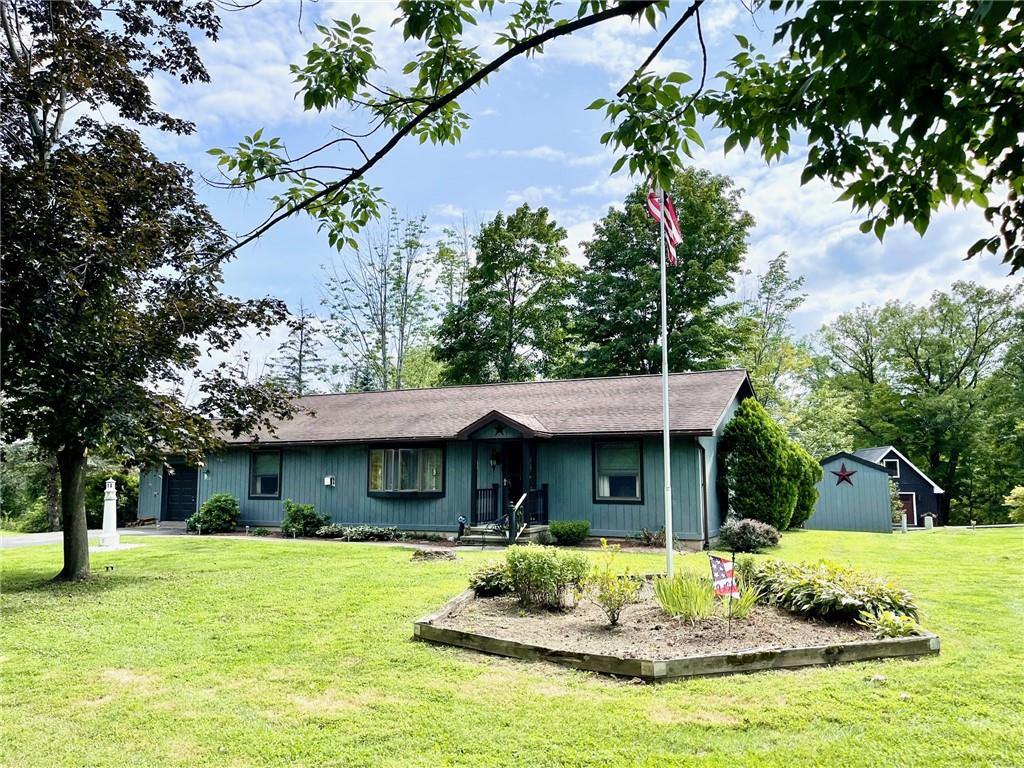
99, 478, 120, 548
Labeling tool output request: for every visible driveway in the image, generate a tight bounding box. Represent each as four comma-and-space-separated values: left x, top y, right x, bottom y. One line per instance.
1, 526, 187, 549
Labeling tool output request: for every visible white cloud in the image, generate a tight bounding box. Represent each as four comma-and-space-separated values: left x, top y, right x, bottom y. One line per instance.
543, 14, 691, 86
433, 203, 466, 218
466, 145, 607, 166
570, 171, 634, 198
504, 185, 564, 207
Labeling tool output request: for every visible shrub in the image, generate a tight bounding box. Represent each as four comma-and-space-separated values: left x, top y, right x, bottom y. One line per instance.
1003, 486, 1024, 523
718, 517, 780, 552
340, 525, 400, 541
187, 493, 239, 534
3, 497, 50, 533
747, 559, 919, 623
578, 539, 640, 626
857, 610, 922, 639
654, 572, 717, 623
280, 500, 330, 537
534, 529, 555, 545
635, 527, 666, 547
889, 478, 905, 524
253, 527, 271, 536
789, 445, 822, 528
719, 398, 799, 530
315, 523, 346, 538
85, 470, 139, 528
504, 544, 589, 608
549, 519, 590, 545
469, 560, 512, 596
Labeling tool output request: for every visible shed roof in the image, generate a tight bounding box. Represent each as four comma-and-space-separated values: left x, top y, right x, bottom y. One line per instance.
223, 369, 754, 446
853, 446, 945, 493
819, 451, 889, 472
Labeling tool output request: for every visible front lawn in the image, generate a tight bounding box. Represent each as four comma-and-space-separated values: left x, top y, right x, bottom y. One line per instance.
1, 529, 1021, 767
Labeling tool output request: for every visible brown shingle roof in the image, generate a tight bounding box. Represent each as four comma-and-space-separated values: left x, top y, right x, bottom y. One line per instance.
227, 369, 753, 445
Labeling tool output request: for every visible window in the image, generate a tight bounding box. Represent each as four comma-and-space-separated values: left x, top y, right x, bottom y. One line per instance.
249, 450, 281, 499
883, 459, 900, 478
369, 446, 443, 495
594, 441, 643, 503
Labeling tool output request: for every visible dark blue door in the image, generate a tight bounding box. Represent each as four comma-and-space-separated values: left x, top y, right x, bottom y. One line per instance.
163, 466, 198, 521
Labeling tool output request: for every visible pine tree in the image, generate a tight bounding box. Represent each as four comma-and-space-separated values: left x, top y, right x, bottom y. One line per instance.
268, 301, 329, 397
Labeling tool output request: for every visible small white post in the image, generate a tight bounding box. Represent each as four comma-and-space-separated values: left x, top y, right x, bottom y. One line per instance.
900, 512, 907, 533
99, 478, 120, 548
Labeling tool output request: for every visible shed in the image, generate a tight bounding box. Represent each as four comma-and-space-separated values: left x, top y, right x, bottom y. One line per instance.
852, 446, 945, 526
805, 452, 892, 533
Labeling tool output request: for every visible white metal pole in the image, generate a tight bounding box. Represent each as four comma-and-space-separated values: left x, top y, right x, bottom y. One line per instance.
659, 188, 674, 576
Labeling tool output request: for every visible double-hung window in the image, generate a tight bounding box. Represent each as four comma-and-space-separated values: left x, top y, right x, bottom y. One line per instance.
593, 441, 643, 503
369, 446, 443, 495
249, 450, 282, 499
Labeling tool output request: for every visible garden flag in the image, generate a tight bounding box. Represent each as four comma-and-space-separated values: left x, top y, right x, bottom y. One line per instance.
709, 554, 740, 599
646, 190, 683, 265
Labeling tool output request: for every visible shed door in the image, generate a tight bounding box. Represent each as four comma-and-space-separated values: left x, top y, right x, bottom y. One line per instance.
163, 466, 198, 522
899, 493, 917, 526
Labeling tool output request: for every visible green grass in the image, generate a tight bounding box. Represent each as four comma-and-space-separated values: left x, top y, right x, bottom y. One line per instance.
1, 529, 1022, 767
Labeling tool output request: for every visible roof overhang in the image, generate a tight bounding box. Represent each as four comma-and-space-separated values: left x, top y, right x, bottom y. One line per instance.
455, 410, 552, 439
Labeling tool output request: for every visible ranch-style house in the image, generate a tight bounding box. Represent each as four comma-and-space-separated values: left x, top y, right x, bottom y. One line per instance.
138, 369, 754, 544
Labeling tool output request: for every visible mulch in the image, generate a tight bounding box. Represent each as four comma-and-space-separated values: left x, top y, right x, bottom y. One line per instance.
434, 585, 872, 660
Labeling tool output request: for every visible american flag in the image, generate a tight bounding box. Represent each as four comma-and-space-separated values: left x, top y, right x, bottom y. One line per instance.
646, 190, 683, 265
709, 555, 740, 599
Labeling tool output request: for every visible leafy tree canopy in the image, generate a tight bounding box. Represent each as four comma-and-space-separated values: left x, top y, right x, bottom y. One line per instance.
435, 204, 577, 383
572, 168, 752, 376
211, 0, 1021, 273
704, 0, 1024, 272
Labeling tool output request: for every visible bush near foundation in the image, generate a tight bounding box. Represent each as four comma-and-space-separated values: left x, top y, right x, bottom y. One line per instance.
718, 517, 780, 552
719, 398, 800, 531
280, 500, 330, 537
549, 519, 590, 545
187, 493, 239, 534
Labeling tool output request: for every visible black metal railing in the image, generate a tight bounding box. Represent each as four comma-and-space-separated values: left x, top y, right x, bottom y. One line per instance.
473, 484, 500, 525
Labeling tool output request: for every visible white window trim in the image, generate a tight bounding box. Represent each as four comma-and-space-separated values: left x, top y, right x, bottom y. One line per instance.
883, 458, 900, 478
883, 448, 944, 493
899, 492, 918, 526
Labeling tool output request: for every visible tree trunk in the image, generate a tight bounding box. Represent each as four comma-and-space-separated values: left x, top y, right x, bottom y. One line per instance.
46, 455, 61, 531
55, 446, 90, 581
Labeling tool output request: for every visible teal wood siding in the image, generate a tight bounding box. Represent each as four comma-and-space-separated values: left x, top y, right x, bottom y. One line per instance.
807, 457, 891, 533
198, 442, 472, 530
159, 433, 716, 538
475, 442, 503, 489
537, 437, 704, 539
703, 394, 740, 536
470, 423, 522, 440
138, 467, 163, 520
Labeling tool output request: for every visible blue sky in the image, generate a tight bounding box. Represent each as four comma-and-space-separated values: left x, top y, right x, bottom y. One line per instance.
144, 0, 1015, 366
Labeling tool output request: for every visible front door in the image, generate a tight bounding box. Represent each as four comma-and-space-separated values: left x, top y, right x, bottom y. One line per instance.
163, 465, 198, 522
899, 493, 917, 526
500, 441, 524, 505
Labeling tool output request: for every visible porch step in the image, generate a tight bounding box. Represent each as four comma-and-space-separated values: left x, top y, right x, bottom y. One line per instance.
457, 524, 549, 547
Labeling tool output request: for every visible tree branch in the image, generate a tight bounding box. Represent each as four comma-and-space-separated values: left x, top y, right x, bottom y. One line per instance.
617, 0, 704, 97
226, 0, 659, 256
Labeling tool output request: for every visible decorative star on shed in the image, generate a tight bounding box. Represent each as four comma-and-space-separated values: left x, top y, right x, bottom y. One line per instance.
832, 463, 857, 486
493, 424, 505, 436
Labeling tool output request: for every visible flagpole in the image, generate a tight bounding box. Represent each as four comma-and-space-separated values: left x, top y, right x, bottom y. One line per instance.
659, 187, 673, 577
